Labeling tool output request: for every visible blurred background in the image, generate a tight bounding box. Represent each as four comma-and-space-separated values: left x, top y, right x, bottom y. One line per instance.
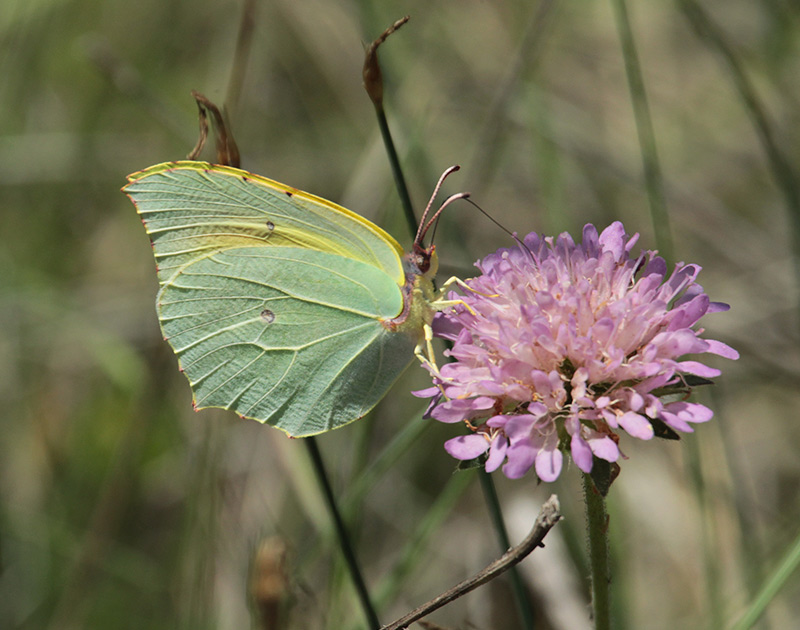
1, 0, 796, 628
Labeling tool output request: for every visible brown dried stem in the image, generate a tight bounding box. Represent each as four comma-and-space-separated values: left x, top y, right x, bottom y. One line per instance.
381, 495, 562, 630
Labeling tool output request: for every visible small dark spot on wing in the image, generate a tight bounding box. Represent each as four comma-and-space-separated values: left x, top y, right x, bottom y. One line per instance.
260, 309, 275, 324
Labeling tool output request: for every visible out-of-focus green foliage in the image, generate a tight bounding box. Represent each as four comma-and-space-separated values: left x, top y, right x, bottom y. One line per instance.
2, 0, 798, 628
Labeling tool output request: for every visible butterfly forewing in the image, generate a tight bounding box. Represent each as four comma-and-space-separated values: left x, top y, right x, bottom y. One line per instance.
125, 161, 407, 286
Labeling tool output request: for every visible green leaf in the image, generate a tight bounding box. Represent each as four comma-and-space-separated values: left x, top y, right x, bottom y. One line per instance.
650, 417, 681, 440
589, 458, 620, 496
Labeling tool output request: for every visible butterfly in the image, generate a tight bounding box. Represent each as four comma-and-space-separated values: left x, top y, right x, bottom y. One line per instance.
124, 161, 464, 437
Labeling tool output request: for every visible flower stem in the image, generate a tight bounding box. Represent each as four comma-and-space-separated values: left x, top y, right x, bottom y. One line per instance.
305, 437, 381, 629
478, 470, 536, 630
363, 19, 418, 239
373, 103, 418, 239
583, 473, 611, 630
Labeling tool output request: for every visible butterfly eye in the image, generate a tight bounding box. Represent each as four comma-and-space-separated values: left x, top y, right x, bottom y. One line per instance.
416, 252, 430, 274
409, 243, 432, 274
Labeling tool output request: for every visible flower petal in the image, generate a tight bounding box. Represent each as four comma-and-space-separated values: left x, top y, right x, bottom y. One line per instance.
430, 396, 496, 423
677, 361, 721, 378
570, 433, 594, 473
485, 436, 509, 472
535, 446, 563, 482
618, 411, 655, 440
503, 441, 536, 479
705, 339, 739, 360
411, 386, 440, 399
588, 436, 620, 462
597, 221, 627, 261
444, 434, 490, 460
660, 401, 713, 432
504, 414, 539, 439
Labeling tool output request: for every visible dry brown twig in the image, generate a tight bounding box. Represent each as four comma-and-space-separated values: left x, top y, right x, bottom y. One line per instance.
382, 494, 562, 630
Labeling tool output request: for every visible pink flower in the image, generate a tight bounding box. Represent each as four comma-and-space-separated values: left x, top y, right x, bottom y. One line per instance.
416, 222, 738, 482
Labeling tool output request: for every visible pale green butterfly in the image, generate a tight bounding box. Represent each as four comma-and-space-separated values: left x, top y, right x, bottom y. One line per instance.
124, 161, 463, 437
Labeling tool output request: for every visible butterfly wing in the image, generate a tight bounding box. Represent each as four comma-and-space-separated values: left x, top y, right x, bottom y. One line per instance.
125, 162, 418, 436
124, 161, 406, 286
157, 247, 415, 436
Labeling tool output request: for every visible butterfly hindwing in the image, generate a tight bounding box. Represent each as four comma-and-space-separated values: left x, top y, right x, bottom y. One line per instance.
157, 246, 415, 436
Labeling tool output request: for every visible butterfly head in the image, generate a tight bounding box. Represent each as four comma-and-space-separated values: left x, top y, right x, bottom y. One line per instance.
407, 241, 438, 278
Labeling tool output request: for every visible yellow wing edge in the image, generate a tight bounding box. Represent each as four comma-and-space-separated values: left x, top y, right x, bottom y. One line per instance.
123, 160, 406, 258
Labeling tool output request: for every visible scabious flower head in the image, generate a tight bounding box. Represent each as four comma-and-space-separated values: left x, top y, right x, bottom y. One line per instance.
416, 222, 738, 483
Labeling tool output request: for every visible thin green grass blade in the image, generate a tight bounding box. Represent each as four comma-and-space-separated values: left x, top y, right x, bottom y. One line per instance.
730, 528, 800, 630
610, 0, 673, 259
371, 469, 476, 614
342, 411, 431, 517
677, 0, 800, 309
685, 436, 724, 629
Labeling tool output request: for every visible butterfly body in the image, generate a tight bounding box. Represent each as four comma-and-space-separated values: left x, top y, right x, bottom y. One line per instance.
125, 161, 439, 436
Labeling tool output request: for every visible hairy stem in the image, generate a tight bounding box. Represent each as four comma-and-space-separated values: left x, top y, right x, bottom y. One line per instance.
584, 474, 611, 630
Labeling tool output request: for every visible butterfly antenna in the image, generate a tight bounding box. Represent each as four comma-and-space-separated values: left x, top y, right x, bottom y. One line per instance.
462, 197, 519, 243
462, 197, 539, 260
425, 192, 472, 246
416, 165, 461, 246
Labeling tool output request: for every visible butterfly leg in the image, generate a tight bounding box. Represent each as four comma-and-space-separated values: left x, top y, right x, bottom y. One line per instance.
431, 276, 481, 317
439, 276, 499, 304
414, 321, 441, 374
414, 275, 498, 376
